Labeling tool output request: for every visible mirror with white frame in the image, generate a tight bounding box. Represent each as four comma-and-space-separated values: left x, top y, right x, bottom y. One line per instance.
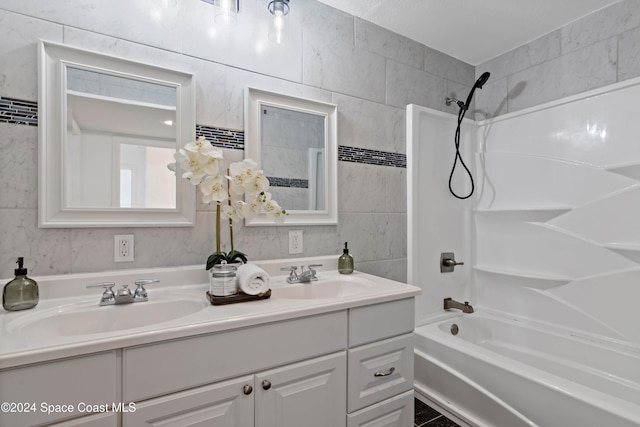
38, 40, 195, 227
244, 87, 338, 225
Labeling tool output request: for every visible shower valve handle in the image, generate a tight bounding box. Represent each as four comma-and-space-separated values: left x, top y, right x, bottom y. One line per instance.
440, 252, 463, 273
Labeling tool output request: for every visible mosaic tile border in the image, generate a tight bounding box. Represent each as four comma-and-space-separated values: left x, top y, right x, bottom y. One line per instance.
196, 125, 244, 150
267, 177, 309, 189
0, 97, 38, 126
1, 96, 407, 169
339, 145, 407, 168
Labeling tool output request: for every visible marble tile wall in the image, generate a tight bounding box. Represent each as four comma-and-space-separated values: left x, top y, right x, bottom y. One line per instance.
0, 0, 473, 281
475, 0, 640, 118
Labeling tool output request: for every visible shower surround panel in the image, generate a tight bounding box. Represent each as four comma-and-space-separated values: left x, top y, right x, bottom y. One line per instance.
475, 77, 640, 345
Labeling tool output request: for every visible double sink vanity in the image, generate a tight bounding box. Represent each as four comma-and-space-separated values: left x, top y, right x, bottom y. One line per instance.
0, 256, 420, 427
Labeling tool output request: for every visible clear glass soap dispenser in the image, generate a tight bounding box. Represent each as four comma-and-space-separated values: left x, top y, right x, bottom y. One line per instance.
3, 257, 39, 311
338, 242, 354, 274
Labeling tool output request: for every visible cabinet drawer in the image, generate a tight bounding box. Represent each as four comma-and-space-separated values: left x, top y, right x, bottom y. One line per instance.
347, 390, 414, 427
124, 311, 347, 401
0, 352, 117, 427
347, 333, 414, 412
349, 298, 414, 347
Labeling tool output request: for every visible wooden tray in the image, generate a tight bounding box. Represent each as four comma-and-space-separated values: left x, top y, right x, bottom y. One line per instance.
206, 289, 271, 306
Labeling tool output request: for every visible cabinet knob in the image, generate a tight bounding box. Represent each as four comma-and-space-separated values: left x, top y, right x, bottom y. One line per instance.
243, 384, 253, 395
261, 380, 272, 390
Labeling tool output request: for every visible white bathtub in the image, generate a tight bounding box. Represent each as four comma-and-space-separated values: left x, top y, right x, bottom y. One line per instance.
413, 313, 640, 427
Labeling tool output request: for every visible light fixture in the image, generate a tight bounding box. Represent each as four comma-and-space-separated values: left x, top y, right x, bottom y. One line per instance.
268, 0, 289, 44
201, 0, 240, 25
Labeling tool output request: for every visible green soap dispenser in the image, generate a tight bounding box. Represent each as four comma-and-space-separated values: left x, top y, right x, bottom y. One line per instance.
3, 257, 39, 311
338, 242, 354, 274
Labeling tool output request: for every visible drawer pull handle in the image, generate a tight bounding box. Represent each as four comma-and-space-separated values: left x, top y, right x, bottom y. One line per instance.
262, 380, 272, 390
374, 367, 395, 377
243, 384, 253, 395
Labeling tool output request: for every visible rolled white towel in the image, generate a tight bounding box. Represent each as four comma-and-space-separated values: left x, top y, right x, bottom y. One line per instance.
237, 263, 270, 295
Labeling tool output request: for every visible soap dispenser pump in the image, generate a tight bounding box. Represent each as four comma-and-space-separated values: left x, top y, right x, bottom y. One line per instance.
338, 242, 354, 274
3, 257, 39, 311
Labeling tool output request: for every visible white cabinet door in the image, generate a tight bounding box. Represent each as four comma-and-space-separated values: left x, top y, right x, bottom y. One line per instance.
123, 375, 254, 427
255, 352, 347, 427
49, 412, 117, 427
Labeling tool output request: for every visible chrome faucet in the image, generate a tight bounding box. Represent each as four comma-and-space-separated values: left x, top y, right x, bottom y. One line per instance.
443, 297, 474, 313
280, 264, 323, 283
87, 279, 159, 306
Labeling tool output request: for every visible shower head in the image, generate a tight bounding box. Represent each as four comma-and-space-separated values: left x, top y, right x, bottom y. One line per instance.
459, 71, 491, 112
475, 72, 490, 89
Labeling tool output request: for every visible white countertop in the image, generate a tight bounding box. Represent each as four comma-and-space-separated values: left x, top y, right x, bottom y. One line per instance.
0, 256, 420, 369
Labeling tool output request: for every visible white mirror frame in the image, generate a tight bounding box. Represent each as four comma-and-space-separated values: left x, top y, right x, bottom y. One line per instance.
245, 87, 338, 226
38, 40, 195, 227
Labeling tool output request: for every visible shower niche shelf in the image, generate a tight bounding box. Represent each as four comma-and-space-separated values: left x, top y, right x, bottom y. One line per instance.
474, 265, 572, 289
473, 207, 572, 222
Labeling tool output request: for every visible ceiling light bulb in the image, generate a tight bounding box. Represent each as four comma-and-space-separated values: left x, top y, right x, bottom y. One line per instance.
220, 0, 231, 21
268, 0, 289, 44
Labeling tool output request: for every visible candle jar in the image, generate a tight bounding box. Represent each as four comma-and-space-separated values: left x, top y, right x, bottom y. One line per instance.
208, 261, 238, 296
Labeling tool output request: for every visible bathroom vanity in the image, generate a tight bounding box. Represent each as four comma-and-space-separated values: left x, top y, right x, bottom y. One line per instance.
0, 256, 420, 427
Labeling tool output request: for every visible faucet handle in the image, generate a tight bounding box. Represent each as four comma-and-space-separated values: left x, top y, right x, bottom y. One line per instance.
280, 266, 298, 283
87, 281, 116, 289
134, 278, 159, 301
135, 278, 160, 286
307, 264, 323, 279
87, 282, 116, 304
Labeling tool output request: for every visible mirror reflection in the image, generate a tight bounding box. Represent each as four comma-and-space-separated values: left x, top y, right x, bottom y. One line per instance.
261, 105, 325, 211
244, 87, 338, 226
65, 68, 177, 209
38, 40, 195, 227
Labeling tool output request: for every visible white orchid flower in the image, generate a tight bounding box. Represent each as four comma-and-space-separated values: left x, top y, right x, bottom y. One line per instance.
222, 204, 237, 221
202, 149, 224, 177
268, 207, 287, 223
201, 175, 228, 204
245, 170, 270, 196
239, 197, 263, 221
228, 159, 260, 196
231, 199, 247, 219
228, 169, 248, 196
185, 136, 219, 157
175, 148, 207, 185
229, 158, 258, 176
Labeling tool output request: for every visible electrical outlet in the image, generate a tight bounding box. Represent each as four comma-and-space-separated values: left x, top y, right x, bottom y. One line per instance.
114, 234, 134, 262
288, 230, 303, 254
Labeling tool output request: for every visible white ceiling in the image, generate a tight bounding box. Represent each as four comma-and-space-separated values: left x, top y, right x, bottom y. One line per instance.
316, 0, 622, 65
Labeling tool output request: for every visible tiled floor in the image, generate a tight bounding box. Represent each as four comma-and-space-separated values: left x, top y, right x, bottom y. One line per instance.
414, 398, 461, 427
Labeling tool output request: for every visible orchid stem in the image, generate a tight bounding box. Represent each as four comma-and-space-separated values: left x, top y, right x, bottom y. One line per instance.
215, 203, 221, 253
227, 167, 234, 252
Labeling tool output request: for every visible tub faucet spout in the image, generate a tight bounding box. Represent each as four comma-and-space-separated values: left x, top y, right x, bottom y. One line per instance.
444, 297, 474, 313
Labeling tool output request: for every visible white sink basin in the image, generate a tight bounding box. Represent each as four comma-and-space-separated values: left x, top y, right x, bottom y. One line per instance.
275, 277, 375, 300
7, 296, 208, 337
